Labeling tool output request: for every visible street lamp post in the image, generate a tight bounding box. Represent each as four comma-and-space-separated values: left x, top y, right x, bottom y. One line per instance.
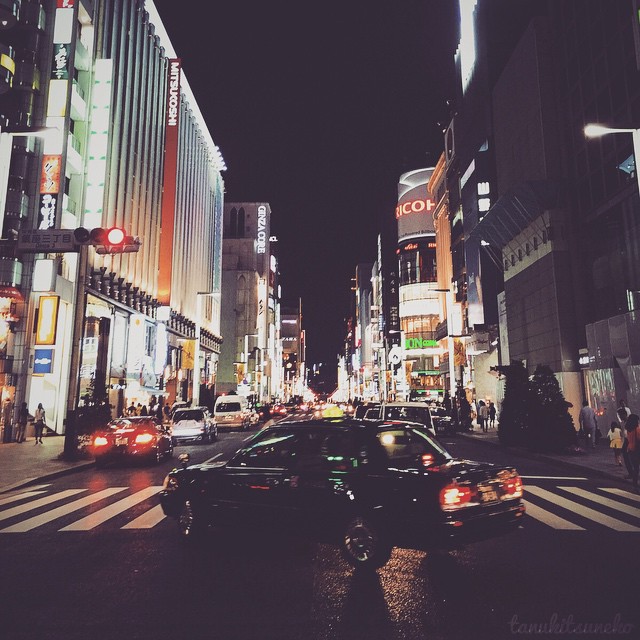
584, 124, 640, 196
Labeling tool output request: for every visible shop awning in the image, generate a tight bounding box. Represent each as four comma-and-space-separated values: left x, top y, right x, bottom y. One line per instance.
0, 285, 24, 300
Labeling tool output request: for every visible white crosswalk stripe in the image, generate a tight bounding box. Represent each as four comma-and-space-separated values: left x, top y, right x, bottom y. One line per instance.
121, 504, 166, 529
0, 489, 86, 523
0, 490, 47, 507
522, 500, 585, 530
59, 486, 162, 531
1, 483, 639, 533
1, 488, 127, 533
525, 486, 640, 532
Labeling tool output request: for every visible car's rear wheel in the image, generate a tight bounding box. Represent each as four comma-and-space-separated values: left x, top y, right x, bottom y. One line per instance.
341, 515, 392, 571
178, 499, 206, 542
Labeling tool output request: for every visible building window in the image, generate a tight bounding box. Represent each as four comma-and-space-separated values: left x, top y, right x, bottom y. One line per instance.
511, 255, 515, 266
478, 197, 491, 212
518, 248, 523, 261
525, 243, 530, 256
477, 181, 490, 195
238, 207, 245, 238
533, 237, 538, 250
542, 229, 548, 244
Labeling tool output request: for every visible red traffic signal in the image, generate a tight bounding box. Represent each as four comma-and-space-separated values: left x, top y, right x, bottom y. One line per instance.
73, 227, 141, 254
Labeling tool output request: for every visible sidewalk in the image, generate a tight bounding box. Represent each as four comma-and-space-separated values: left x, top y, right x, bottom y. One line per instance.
459, 427, 632, 485
0, 434, 94, 494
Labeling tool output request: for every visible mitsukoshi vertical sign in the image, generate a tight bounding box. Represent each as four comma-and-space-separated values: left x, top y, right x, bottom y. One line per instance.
158, 59, 181, 304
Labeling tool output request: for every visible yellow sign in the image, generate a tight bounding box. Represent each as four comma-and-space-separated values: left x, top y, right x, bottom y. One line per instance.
35, 295, 59, 345
182, 339, 195, 370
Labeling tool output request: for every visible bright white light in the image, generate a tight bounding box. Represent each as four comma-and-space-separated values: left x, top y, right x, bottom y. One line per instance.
584, 123, 635, 138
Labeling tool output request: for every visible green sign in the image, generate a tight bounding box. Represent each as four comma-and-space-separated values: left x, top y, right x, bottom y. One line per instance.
405, 337, 438, 349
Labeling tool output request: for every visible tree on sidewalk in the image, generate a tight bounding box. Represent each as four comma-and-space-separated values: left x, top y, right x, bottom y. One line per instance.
497, 361, 530, 446
527, 365, 577, 452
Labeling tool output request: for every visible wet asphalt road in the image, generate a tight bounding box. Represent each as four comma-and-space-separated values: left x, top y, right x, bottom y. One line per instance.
0, 426, 638, 640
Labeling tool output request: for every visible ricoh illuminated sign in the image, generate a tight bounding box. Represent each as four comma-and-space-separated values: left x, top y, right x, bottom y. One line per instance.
395, 198, 435, 219
256, 205, 267, 254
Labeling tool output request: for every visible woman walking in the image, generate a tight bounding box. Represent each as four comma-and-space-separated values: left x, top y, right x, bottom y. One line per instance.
33, 403, 46, 444
607, 422, 623, 466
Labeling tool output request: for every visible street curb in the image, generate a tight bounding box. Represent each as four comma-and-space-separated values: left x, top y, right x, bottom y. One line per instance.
0, 460, 95, 495
458, 433, 627, 484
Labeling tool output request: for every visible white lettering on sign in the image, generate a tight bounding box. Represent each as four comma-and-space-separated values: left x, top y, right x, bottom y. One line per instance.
257, 205, 267, 254
167, 61, 180, 127
395, 198, 435, 219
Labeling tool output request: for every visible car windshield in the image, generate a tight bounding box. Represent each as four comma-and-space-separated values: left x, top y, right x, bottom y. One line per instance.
216, 402, 241, 412
173, 410, 204, 422
376, 426, 451, 467
384, 406, 432, 426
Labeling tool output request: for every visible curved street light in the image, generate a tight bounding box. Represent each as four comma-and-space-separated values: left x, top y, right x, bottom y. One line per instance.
584, 123, 640, 196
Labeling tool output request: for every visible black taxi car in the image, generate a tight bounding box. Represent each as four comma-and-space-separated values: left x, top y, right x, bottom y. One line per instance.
159, 418, 525, 570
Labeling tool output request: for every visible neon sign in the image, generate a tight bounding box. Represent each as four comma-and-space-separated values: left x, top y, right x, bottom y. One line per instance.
405, 337, 438, 350
395, 199, 435, 219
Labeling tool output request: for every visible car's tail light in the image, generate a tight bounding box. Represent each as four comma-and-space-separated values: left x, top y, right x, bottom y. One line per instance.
94, 436, 108, 447
503, 474, 523, 499
439, 483, 474, 511
421, 453, 435, 467
135, 433, 154, 444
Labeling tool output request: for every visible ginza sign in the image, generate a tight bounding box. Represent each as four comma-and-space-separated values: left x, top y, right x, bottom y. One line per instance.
256, 205, 267, 254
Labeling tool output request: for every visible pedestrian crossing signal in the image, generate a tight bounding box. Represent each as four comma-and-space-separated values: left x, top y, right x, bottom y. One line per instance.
73, 227, 141, 254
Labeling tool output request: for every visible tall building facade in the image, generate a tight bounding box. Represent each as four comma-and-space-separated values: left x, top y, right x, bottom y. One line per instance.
0, 1, 225, 442
395, 168, 445, 401
463, 1, 640, 423
218, 202, 279, 402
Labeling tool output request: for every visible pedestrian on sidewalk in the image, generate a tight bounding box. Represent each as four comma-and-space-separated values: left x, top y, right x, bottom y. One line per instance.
617, 407, 634, 480
578, 400, 598, 449
607, 422, 623, 466
15, 402, 32, 443
488, 402, 497, 428
624, 413, 640, 489
479, 401, 489, 432
33, 403, 46, 444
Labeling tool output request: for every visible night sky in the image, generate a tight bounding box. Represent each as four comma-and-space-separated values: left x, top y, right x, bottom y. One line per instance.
153, 1, 459, 375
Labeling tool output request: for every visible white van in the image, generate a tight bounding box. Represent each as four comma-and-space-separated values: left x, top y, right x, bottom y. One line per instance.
213, 394, 250, 430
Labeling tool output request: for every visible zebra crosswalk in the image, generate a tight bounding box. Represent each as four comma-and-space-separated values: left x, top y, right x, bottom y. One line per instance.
0, 483, 639, 534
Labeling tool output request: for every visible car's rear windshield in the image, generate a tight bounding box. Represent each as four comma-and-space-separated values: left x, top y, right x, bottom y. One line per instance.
173, 410, 204, 422
216, 402, 241, 413
384, 406, 432, 426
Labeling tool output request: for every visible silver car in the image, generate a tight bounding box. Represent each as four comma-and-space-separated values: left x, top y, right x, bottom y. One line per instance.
171, 407, 217, 444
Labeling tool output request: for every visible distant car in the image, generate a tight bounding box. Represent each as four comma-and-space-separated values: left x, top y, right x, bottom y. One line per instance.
214, 394, 250, 430
93, 416, 173, 467
160, 417, 525, 570
356, 401, 436, 437
171, 407, 217, 444
430, 406, 454, 434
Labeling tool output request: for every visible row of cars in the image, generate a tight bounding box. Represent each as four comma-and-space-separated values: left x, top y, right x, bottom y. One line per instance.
92, 394, 256, 467
159, 403, 525, 571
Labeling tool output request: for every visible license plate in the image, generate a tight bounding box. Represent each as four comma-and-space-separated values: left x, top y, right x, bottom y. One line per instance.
480, 489, 498, 503
115, 437, 128, 446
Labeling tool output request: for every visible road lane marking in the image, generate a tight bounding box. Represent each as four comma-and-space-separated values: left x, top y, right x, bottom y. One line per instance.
522, 500, 585, 530
0, 490, 86, 523
203, 452, 224, 464
0, 488, 125, 532
559, 487, 640, 518
59, 486, 162, 531
121, 504, 166, 529
0, 490, 47, 507
521, 476, 588, 481
525, 486, 640, 532
600, 488, 640, 503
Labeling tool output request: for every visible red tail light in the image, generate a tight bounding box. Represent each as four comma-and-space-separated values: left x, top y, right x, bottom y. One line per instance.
439, 484, 474, 511
135, 433, 154, 444
503, 475, 523, 498
94, 436, 108, 447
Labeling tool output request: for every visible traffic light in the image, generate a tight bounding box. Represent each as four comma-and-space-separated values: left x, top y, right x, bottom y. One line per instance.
73, 227, 141, 254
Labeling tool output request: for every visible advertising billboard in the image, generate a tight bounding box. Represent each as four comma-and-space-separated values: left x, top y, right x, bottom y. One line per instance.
396, 168, 435, 242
